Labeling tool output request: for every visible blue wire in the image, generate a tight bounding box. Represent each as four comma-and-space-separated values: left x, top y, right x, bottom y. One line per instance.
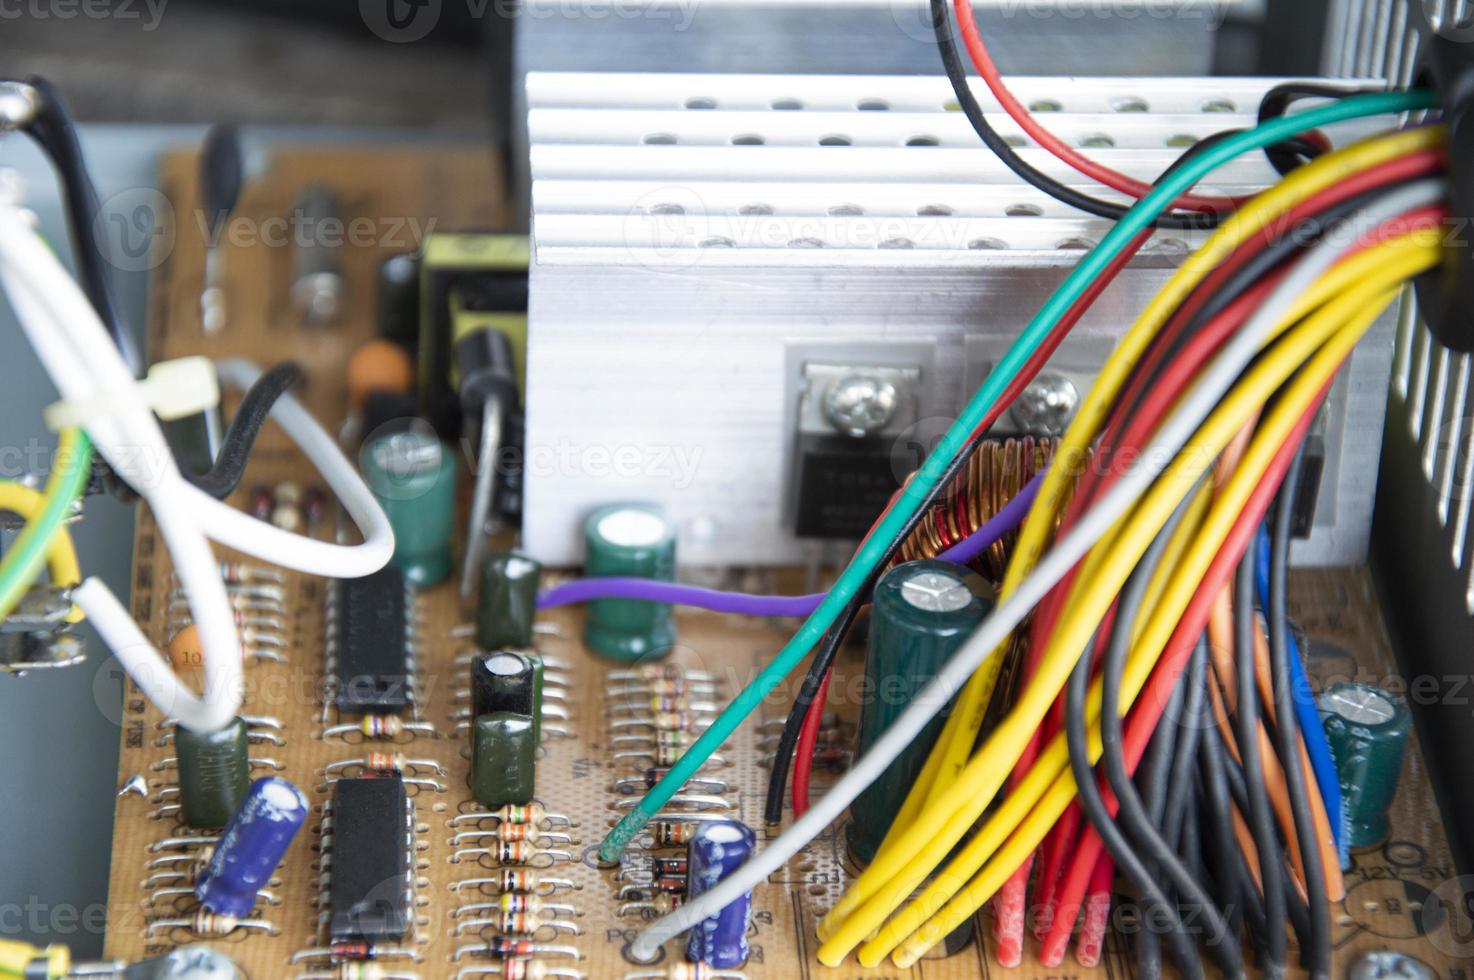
1254, 526, 1345, 859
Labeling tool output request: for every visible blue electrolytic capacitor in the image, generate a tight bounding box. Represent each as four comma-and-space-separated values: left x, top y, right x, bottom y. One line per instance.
685, 819, 756, 968
195, 776, 309, 917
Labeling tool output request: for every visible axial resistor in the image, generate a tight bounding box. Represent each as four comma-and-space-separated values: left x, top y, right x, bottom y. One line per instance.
497, 893, 576, 917
496, 910, 580, 936
485, 802, 571, 827
495, 841, 568, 865
653, 821, 696, 847
644, 711, 698, 732
501, 959, 582, 980
499, 869, 568, 894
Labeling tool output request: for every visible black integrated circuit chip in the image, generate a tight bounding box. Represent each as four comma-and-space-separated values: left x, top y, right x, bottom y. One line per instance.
332, 566, 411, 714
329, 773, 410, 942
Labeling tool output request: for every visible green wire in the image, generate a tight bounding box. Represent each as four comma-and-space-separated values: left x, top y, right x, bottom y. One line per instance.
0, 429, 94, 621
598, 88, 1439, 861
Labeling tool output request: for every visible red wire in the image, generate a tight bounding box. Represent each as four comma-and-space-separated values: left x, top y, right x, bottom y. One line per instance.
952, 0, 1242, 215
1038, 387, 1327, 963
1039, 203, 1446, 958
788, 230, 1155, 817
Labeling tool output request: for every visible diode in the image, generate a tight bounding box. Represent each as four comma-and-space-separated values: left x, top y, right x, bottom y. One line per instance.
450, 936, 582, 961
447, 871, 578, 896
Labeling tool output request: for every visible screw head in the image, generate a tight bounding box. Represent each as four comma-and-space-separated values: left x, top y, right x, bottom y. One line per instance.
823, 374, 899, 438
1011, 372, 1079, 436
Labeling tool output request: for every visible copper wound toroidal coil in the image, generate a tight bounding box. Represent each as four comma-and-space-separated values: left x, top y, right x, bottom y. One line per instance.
894, 437, 1060, 581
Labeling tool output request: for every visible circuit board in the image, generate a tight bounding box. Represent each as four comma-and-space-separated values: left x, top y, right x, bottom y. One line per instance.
102, 145, 1472, 979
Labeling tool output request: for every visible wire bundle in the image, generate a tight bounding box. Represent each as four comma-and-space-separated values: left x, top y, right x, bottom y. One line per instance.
611, 84, 1444, 966
810, 137, 1445, 973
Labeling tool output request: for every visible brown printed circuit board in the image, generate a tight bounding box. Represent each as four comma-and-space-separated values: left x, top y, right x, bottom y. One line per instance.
102, 144, 1473, 979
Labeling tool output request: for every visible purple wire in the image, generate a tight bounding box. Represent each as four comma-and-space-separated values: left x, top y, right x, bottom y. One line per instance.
536, 470, 1047, 616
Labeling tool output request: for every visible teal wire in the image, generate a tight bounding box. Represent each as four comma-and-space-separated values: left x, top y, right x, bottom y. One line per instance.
599, 88, 1439, 861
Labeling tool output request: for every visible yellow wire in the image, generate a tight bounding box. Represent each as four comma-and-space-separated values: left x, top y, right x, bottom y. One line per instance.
860, 241, 1436, 966
879, 243, 1436, 966
832, 124, 1444, 911
814, 210, 1440, 964
0, 482, 84, 623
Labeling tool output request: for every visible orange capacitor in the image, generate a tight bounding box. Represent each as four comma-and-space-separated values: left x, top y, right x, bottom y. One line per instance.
346, 339, 414, 412
168, 624, 205, 672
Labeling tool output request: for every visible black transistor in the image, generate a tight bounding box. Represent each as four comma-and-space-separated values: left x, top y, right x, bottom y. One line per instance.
331, 566, 412, 714
328, 773, 411, 942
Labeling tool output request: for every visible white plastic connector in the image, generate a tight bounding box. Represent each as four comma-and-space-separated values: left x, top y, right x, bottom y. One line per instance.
44, 355, 220, 431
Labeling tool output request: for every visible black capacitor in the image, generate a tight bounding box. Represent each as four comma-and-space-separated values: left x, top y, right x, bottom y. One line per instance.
477, 551, 542, 649
359, 391, 423, 449
329, 773, 410, 942
377, 252, 421, 351
471, 650, 542, 743
176, 716, 250, 829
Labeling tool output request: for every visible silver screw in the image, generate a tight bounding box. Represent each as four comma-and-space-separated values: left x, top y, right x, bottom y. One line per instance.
823, 374, 898, 438
1349, 952, 1435, 980
1011, 372, 1079, 436
0, 82, 39, 132
900, 572, 973, 612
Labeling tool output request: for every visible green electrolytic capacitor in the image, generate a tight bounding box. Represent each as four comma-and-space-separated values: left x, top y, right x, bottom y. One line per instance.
846, 560, 994, 866
478, 551, 543, 649
362, 429, 457, 588
1320, 682, 1411, 850
471, 650, 544, 744
472, 712, 536, 808
175, 716, 250, 829
583, 504, 676, 662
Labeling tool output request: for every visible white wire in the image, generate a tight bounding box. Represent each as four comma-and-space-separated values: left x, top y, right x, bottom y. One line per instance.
0, 192, 393, 731
628, 181, 1444, 959
194, 359, 393, 578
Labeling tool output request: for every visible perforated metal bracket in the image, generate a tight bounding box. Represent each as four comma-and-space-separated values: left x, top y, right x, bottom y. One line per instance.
1413, 33, 1473, 352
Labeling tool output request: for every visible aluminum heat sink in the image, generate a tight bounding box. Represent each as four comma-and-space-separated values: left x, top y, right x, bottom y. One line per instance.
524, 71, 1391, 566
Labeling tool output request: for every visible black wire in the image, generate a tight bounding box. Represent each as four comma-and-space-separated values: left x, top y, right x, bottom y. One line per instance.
1136, 675, 1185, 980
931, 3, 1357, 231
1268, 443, 1331, 980
188, 361, 305, 499
1162, 645, 1207, 856
96, 362, 304, 503
1233, 551, 1287, 976
1257, 82, 1384, 176
1064, 497, 1202, 980
1115, 180, 1419, 427
17, 76, 141, 376
1194, 658, 1247, 946
1093, 486, 1239, 977
761, 427, 990, 823
930, 0, 1226, 231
